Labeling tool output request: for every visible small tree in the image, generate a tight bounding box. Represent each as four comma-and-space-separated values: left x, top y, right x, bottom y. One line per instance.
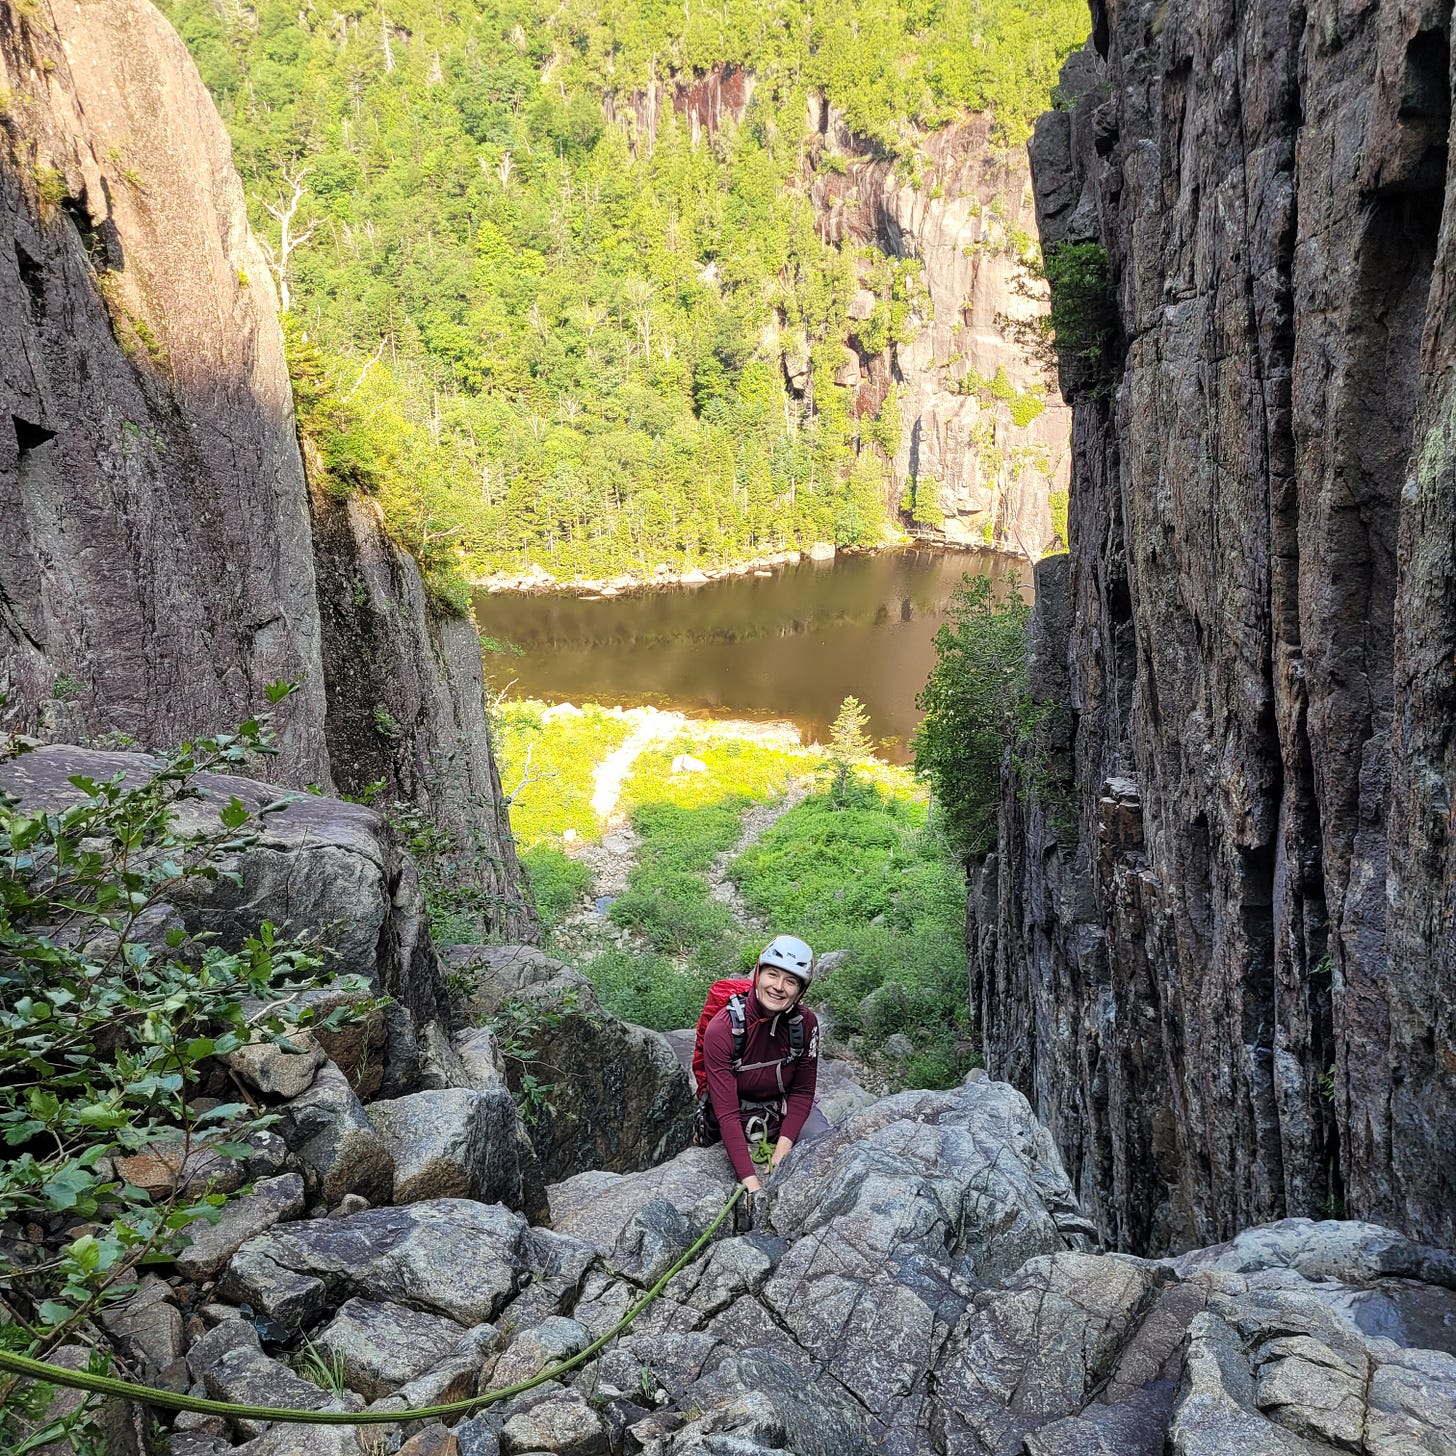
826, 695, 874, 804
912, 575, 1031, 860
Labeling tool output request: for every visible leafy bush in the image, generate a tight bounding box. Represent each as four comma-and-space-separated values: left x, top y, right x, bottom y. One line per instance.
608, 801, 747, 955
520, 846, 592, 929
1043, 241, 1117, 390
580, 947, 719, 1032
0, 704, 366, 1446
912, 573, 1031, 860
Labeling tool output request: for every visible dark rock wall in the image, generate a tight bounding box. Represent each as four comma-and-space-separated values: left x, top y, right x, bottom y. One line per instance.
975, 0, 1456, 1254
0, 0, 534, 939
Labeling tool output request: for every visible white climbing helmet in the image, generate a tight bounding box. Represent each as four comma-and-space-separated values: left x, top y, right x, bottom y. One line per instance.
756, 934, 815, 987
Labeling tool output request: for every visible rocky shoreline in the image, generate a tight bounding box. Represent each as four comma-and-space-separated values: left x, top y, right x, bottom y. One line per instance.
474, 536, 1032, 599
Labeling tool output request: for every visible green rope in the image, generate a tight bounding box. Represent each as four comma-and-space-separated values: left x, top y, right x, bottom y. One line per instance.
1, 1185, 744, 1427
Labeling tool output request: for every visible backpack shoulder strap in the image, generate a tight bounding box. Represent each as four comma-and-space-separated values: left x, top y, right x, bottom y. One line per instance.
726, 993, 749, 1067
786, 1007, 805, 1060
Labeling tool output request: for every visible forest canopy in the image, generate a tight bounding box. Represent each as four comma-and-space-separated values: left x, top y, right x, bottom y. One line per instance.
161, 0, 1087, 600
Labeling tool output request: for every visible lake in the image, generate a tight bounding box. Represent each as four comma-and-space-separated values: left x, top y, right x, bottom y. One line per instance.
473, 547, 1023, 761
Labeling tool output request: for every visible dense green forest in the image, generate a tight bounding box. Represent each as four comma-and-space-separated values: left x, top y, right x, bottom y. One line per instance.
162, 0, 1086, 601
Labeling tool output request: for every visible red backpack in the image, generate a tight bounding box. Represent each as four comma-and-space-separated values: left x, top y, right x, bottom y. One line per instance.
691, 977, 805, 1097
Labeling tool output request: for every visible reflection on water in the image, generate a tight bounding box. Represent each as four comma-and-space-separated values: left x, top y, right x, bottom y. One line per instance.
473, 548, 1025, 761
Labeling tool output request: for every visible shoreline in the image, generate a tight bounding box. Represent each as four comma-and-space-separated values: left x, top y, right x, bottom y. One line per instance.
474, 535, 1032, 598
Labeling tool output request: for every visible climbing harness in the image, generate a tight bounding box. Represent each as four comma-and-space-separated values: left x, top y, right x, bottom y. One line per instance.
0, 1185, 745, 1428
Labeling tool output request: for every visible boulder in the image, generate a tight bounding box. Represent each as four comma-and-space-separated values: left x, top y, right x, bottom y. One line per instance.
310, 1296, 470, 1399
933, 1253, 1164, 1453
448, 946, 693, 1182
176, 1173, 306, 1280
225, 1033, 326, 1100
498, 1385, 609, 1456
1169, 1218, 1456, 1289
443, 945, 601, 1020
0, 747, 451, 1094
1169, 1270, 1456, 1456
201, 1342, 362, 1438
222, 1198, 529, 1333
483, 1316, 592, 1388
397, 1428, 460, 1456
98, 1275, 182, 1376
113, 1127, 285, 1201
368, 1087, 525, 1206
548, 1146, 734, 1283
812, 1058, 875, 1124
275, 1059, 394, 1205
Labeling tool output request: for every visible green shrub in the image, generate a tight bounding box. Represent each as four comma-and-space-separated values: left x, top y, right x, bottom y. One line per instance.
608, 801, 747, 954
0, 701, 368, 1444
520, 846, 592, 929
729, 788, 971, 1086
1048, 488, 1070, 549
912, 573, 1031, 861
1043, 241, 1117, 390
581, 947, 719, 1031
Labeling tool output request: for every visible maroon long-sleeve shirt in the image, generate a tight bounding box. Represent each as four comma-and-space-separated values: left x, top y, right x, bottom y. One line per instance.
702, 991, 819, 1182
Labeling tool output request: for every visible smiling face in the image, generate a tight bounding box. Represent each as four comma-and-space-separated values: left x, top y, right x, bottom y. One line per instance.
754, 962, 806, 1013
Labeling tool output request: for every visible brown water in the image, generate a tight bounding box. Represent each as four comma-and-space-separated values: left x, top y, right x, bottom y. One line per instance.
473, 547, 1022, 761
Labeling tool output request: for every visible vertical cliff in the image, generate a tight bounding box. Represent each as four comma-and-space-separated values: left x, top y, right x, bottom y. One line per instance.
808, 103, 1072, 555
617, 67, 1070, 559
974, 0, 1456, 1255
0, 0, 534, 939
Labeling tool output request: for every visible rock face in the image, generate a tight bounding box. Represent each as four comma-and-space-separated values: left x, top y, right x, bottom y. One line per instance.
446, 945, 696, 1182
0, 0, 532, 941
972, 0, 1456, 1256
809, 104, 1072, 553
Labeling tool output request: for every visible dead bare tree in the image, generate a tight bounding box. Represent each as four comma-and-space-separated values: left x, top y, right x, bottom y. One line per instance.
256, 165, 319, 314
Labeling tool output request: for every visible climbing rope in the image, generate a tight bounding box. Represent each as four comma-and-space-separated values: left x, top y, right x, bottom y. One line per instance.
0, 1185, 744, 1428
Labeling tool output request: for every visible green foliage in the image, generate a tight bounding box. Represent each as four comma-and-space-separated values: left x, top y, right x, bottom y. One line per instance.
488, 995, 575, 1121
906, 475, 945, 528
51, 675, 83, 703
619, 736, 815, 816
581, 945, 718, 1032
825, 695, 874, 802
608, 801, 747, 955
1042, 241, 1116, 389
520, 846, 592, 929
160, 0, 1086, 581
295, 1341, 349, 1396
912, 573, 1031, 859
33, 165, 65, 206
0, 706, 366, 1439
1047, 488, 1069, 549
494, 703, 635, 845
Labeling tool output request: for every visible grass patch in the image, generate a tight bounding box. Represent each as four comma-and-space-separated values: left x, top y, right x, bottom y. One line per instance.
581, 946, 720, 1031
496, 701, 634, 845
608, 800, 748, 955
520, 846, 592, 929
619, 734, 817, 814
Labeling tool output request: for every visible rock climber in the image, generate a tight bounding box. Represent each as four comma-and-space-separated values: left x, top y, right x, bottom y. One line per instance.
695, 933, 829, 1223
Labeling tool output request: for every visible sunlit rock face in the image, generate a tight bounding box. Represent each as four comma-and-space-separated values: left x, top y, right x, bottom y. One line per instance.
974, 0, 1456, 1256
0, 0, 533, 939
807, 103, 1071, 556
616, 64, 1070, 558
